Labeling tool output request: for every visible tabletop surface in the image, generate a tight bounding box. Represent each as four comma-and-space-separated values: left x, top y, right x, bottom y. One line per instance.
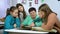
5, 29, 48, 33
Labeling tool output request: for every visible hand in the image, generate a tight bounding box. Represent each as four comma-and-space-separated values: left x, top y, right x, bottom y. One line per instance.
30, 22, 35, 27
41, 23, 51, 30
14, 24, 16, 28
41, 23, 47, 30
42, 23, 45, 27
42, 23, 45, 26
20, 24, 24, 28
16, 16, 18, 18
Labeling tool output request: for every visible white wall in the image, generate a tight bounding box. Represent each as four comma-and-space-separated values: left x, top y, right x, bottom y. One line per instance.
9, 0, 17, 6
0, 0, 17, 18
0, 0, 60, 20
17, 0, 42, 15
43, 0, 60, 20
17, 0, 60, 20
0, 0, 10, 18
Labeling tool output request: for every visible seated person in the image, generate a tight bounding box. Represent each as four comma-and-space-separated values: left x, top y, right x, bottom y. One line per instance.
38, 4, 60, 33
4, 6, 20, 34
21, 7, 43, 27
16, 3, 26, 22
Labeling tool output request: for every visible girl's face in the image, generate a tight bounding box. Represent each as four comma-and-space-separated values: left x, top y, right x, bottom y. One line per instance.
38, 10, 45, 18
11, 9, 18, 17
18, 6, 23, 12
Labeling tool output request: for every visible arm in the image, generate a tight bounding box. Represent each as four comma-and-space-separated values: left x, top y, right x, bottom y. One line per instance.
4, 16, 12, 29
35, 21, 42, 27
16, 18, 20, 28
42, 13, 56, 30
55, 17, 60, 28
22, 16, 29, 26
30, 17, 43, 27
30, 22, 35, 27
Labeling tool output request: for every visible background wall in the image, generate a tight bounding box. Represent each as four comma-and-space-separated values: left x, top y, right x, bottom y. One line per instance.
17, 0, 60, 20
0, 0, 60, 20
0, 0, 10, 18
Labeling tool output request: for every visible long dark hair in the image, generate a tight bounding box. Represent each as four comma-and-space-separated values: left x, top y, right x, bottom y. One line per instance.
6, 8, 10, 17
10, 6, 17, 12
6, 6, 17, 17
38, 4, 57, 24
16, 3, 26, 19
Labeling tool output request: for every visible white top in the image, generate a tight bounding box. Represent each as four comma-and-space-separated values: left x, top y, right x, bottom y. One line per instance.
4, 29, 48, 33
20, 12, 23, 22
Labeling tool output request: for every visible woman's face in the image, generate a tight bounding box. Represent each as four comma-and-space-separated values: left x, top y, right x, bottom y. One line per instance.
38, 10, 45, 18
12, 9, 18, 17
18, 6, 23, 12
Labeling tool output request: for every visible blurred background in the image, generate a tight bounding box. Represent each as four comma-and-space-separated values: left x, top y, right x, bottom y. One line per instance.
0, 0, 60, 20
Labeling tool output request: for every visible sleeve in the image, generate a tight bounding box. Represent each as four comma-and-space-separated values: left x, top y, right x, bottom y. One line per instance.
22, 16, 29, 26
35, 21, 42, 27
33, 17, 43, 27
16, 18, 20, 28
4, 16, 12, 29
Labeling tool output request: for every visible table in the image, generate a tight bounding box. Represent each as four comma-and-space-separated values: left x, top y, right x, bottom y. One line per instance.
5, 29, 48, 34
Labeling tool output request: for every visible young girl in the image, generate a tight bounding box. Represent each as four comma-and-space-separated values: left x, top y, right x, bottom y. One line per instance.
16, 3, 26, 22
4, 6, 20, 34
38, 4, 60, 33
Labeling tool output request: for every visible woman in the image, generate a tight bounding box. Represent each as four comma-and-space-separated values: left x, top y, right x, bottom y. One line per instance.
16, 3, 26, 22
4, 6, 20, 34
38, 4, 60, 33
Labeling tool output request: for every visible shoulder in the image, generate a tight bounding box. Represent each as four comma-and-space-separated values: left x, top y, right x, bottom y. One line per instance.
26, 15, 31, 18
48, 13, 57, 21
5, 15, 13, 22
48, 13, 57, 18
6, 15, 12, 19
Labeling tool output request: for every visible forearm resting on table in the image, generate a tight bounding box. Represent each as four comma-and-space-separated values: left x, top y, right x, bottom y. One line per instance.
42, 23, 53, 30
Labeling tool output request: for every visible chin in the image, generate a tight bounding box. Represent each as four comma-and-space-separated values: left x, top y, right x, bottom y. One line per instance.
13, 16, 16, 17
40, 16, 42, 18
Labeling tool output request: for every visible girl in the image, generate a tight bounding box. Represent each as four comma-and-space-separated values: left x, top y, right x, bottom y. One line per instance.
4, 6, 20, 34
38, 4, 60, 33
16, 3, 26, 22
